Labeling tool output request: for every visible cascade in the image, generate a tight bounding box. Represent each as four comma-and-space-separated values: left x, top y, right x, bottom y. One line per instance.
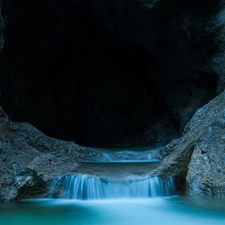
49, 174, 176, 199
49, 148, 176, 200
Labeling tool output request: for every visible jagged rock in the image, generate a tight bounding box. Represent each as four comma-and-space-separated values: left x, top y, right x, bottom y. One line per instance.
0, 106, 109, 201
1, 88, 225, 200
153, 90, 225, 196
185, 91, 225, 196
1, 0, 225, 199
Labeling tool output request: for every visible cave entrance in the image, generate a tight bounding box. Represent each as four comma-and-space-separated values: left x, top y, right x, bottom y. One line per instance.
0, 0, 217, 148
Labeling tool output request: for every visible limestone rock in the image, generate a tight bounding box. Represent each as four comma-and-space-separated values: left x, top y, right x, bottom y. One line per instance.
1, 0, 225, 200
0, 106, 109, 201
185, 92, 225, 196
153, 90, 225, 196
1, 88, 225, 200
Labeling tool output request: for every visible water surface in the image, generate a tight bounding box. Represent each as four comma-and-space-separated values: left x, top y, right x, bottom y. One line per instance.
1, 196, 225, 225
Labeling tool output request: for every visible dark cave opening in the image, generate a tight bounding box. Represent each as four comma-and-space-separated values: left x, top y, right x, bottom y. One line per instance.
0, 0, 218, 148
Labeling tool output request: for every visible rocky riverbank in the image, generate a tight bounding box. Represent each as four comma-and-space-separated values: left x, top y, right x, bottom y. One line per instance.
0, 106, 110, 201
1, 90, 225, 201
154, 90, 225, 196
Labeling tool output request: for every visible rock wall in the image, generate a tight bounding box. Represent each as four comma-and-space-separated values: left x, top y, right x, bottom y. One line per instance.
0, 0, 5, 52
185, 91, 225, 196
154, 90, 225, 196
0, 0, 219, 147
0, 106, 109, 201
1, 90, 225, 200
1, 0, 225, 200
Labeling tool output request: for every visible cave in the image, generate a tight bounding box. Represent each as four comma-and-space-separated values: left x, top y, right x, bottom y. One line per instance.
0, 0, 218, 148
2, 0, 225, 213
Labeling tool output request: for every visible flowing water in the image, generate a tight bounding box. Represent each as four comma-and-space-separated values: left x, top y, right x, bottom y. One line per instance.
1, 147, 225, 224
49, 148, 172, 199
97, 147, 159, 161
50, 174, 175, 199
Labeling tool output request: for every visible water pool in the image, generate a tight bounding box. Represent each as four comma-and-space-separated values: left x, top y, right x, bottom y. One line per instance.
1, 196, 225, 225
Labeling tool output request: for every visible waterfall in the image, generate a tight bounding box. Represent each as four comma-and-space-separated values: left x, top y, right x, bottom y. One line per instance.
49, 174, 176, 199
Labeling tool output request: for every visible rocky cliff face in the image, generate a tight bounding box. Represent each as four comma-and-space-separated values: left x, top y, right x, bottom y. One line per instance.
1, 89, 225, 201
0, 106, 110, 201
93, 0, 225, 128
153, 90, 225, 196
1, 0, 225, 200
185, 91, 225, 196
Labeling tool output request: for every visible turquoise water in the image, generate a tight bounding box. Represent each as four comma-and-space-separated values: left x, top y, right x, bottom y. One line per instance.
100, 147, 159, 152
94, 147, 159, 161
1, 148, 224, 225
50, 174, 175, 199
1, 196, 225, 225
49, 161, 174, 199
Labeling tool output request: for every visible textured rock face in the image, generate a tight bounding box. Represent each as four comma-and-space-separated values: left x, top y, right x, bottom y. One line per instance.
186, 128, 225, 196
1, 0, 225, 198
1, 89, 225, 200
153, 90, 225, 196
185, 92, 225, 196
0, 106, 109, 201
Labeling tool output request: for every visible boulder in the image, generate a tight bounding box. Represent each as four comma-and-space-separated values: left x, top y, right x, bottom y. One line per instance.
185, 92, 225, 196
0, 106, 109, 201
153, 90, 225, 196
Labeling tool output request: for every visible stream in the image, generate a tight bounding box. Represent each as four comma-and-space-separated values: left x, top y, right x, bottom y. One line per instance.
1, 148, 225, 225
